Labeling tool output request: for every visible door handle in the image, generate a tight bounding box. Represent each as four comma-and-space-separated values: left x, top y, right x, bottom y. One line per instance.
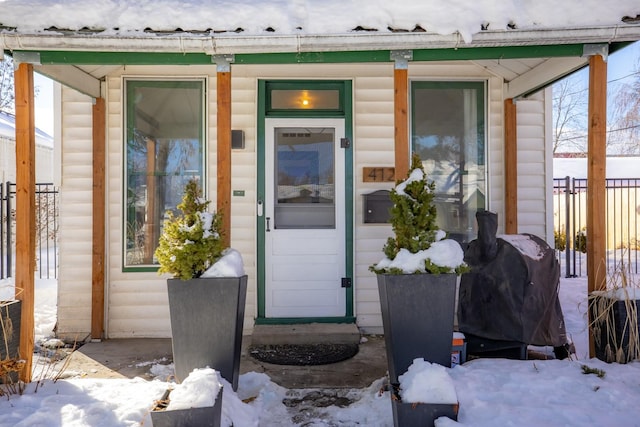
266, 217, 271, 232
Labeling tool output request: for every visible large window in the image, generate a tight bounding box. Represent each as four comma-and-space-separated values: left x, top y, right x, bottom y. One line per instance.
124, 80, 205, 268
411, 81, 486, 244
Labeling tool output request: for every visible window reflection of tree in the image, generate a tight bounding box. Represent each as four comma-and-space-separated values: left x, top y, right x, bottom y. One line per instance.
126, 129, 199, 265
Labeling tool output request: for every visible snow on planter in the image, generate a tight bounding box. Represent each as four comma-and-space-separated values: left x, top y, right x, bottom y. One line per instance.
398, 358, 458, 404
166, 367, 223, 410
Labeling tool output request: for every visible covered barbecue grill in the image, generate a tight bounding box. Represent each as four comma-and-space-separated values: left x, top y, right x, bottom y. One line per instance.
458, 210, 571, 359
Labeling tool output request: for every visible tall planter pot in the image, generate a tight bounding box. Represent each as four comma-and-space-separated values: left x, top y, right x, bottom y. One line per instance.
151, 387, 223, 427
589, 293, 639, 363
377, 273, 457, 384
0, 300, 21, 384
168, 275, 248, 391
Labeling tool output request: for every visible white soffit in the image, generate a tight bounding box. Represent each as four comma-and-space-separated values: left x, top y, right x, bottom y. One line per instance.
505, 57, 589, 98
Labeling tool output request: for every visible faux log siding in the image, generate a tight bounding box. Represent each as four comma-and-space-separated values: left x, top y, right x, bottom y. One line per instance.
353, 71, 395, 332
56, 62, 550, 337
488, 76, 505, 230
228, 75, 258, 333
99, 74, 165, 338
56, 87, 94, 340
99, 68, 260, 338
515, 91, 548, 239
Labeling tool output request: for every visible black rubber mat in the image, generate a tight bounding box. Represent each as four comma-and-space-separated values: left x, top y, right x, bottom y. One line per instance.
248, 343, 359, 366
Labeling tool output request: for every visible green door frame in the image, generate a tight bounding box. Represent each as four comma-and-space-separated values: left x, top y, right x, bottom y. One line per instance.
256, 79, 355, 324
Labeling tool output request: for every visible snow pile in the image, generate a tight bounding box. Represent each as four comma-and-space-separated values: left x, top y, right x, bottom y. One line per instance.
374, 242, 464, 274
165, 368, 222, 411
4, 275, 640, 426
201, 248, 246, 278
398, 359, 458, 404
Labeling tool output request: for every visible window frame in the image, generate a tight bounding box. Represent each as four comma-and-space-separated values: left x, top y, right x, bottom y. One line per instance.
122, 77, 207, 272
265, 80, 346, 117
409, 79, 488, 244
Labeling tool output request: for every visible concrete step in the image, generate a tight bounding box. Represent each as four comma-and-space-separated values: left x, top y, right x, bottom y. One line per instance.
250, 323, 361, 346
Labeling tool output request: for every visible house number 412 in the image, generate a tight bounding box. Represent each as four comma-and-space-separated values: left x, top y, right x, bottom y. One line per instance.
363, 167, 396, 182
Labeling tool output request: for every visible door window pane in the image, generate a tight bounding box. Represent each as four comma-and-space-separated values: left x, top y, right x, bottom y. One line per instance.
274, 127, 335, 229
411, 81, 486, 244
124, 80, 204, 267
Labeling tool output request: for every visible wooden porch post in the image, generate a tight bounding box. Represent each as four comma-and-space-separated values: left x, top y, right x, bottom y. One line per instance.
14, 63, 36, 382
586, 53, 608, 357
215, 56, 232, 247
504, 98, 518, 234
91, 97, 106, 340
394, 65, 409, 179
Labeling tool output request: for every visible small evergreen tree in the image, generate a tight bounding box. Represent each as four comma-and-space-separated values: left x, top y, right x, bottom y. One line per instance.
382, 153, 439, 260
155, 179, 225, 280
371, 153, 468, 275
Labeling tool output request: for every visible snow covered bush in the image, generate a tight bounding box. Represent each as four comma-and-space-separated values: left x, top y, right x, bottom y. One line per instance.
370, 154, 468, 275
154, 179, 225, 280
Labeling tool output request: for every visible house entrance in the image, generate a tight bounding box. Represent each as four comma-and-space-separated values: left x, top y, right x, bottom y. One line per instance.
263, 118, 347, 318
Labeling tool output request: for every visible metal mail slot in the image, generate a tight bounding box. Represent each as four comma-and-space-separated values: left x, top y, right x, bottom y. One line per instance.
363, 190, 393, 223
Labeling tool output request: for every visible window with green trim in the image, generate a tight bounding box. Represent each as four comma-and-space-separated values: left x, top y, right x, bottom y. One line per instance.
124, 79, 205, 268
411, 81, 486, 244
265, 81, 345, 116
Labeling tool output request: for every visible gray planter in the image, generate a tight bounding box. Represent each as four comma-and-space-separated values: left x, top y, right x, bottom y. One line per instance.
151, 387, 223, 427
0, 300, 21, 384
390, 383, 458, 427
168, 276, 247, 390
377, 273, 457, 383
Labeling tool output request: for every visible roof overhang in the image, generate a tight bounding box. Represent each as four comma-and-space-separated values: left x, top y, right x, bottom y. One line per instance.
2, 23, 639, 99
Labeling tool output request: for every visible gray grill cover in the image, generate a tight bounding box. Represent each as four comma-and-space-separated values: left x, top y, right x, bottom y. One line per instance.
458, 211, 568, 347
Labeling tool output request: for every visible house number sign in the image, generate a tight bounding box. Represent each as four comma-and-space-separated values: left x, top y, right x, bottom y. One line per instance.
363, 167, 395, 182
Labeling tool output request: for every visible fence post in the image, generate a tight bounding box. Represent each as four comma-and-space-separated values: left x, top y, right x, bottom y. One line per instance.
1, 182, 4, 279
5, 181, 12, 278
564, 176, 572, 278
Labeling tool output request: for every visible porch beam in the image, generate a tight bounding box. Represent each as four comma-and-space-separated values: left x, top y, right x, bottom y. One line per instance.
504, 98, 518, 234
393, 51, 411, 179
586, 53, 608, 357
14, 63, 36, 383
216, 60, 232, 247
91, 97, 106, 340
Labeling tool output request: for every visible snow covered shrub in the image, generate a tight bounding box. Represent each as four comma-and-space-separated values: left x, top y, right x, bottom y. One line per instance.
155, 179, 225, 280
370, 153, 468, 275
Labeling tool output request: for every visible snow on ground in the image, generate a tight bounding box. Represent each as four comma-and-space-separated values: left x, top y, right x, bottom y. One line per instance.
2, 272, 640, 426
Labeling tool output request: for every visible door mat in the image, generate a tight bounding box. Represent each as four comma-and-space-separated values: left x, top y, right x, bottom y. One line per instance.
248, 343, 359, 366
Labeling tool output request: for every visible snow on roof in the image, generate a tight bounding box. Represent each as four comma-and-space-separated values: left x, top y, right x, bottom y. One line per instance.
0, 0, 638, 43
0, 111, 53, 147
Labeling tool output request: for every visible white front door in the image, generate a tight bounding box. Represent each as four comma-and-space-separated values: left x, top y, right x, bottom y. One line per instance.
264, 118, 346, 318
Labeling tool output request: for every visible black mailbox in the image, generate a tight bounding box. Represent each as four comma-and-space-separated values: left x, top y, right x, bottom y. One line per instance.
363, 190, 393, 223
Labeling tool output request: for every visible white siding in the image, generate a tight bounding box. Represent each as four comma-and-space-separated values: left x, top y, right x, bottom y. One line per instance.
56, 87, 94, 340
228, 74, 258, 333
353, 68, 395, 333
515, 90, 550, 240
488, 76, 505, 229
57, 61, 541, 337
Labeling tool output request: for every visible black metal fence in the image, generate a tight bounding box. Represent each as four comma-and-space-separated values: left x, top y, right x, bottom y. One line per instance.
1, 182, 59, 280
553, 177, 640, 277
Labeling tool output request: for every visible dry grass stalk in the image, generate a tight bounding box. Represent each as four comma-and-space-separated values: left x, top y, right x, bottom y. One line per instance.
588, 258, 640, 363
